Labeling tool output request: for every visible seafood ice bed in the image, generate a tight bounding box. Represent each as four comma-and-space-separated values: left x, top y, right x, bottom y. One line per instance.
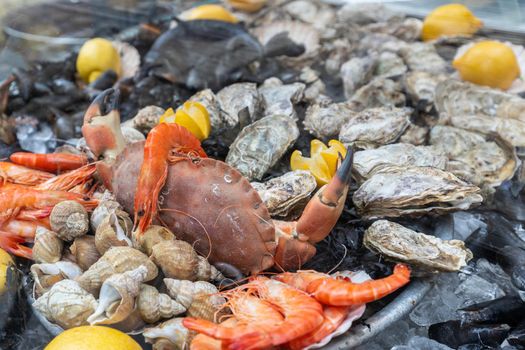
1, 1, 525, 349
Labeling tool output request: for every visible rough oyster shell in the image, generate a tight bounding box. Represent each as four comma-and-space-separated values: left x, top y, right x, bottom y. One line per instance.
403, 71, 448, 112
32, 227, 63, 264
251, 170, 317, 218
429, 125, 519, 188
33, 279, 97, 329
226, 114, 299, 180
70, 235, 101, 271
258, 77, 305, 120
364, 220, 473, 271
348, 78, 406, 111
75, 246, 158, 296
399, 42, 448, 74
138, 284, 186, 324
353, 166, 483, 219
353, 143, 447, 182
339, 107, 412, 149
340, 56, 377, 99
337, 3, 402, 25
303, 100, 356, 140
399, 124, 429, 146
123, 106, 165, 134
95, 212, 133, 255
31, 261, 83, 297
143, 318, 190, 350
50, 200, 89, 241
374, 51, 407, 79
364, 18, 422, 42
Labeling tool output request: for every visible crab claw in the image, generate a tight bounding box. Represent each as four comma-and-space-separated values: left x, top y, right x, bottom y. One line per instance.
82, 88, 126, 162
0, 231, 32, 259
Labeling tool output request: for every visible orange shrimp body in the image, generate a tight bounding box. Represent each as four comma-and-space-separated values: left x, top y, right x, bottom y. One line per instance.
134, 122, 206, 235
35, 163, 97, 191
230, 277, 324, 350
191, 319, 238, 350
0, 162, 54, 186
0, 231, 32, 259
10, 152, 88, 173
2, 219, 48, 240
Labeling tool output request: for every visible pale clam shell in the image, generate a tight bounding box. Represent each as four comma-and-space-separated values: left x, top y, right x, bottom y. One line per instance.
70, 235, 101, 271
143, 318, 190, 350
32, 227, 63, 264
137, 284, 186, 324
95, 212, 133, 255
50, 200, 89, 241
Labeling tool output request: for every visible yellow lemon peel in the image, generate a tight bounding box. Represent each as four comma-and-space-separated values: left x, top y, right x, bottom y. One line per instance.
160, 101, 211, 141
45, 326, 142, 350
291, 139, 347, 186
76, 38, 121, 84
422, 4, 482, 42
181, 4, 238, 23
0, 248, 13, 295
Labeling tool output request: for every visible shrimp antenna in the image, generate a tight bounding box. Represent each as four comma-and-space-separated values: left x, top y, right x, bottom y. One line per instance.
328, 244, 348, 274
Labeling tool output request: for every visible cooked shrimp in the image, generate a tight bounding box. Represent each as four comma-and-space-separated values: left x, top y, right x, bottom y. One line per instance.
10, 152, 88, 173
35, 163, 97, 191
190, 319, 237, 350
0, 162, 54, 186
0, 230, 32, 259
2, 219, 48, 240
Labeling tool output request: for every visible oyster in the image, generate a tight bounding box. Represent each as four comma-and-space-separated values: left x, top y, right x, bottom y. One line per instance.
399, 42, 448, 74
122, 106, 165, 134
251, 170, 317, 218
324, 38, 352, 75
374, 52, 407, 79
258, 77, 305, 119
348, 78, 406, 111
364, 220, 473, 272
399, 124, 429, 146
300, 67, 328, 104
340, 56, 377, 99
339, 107, 412, 149
143, 318, 190, 350
403, 71, 448, 112
357, 33, 407, 55
353, 143, 447, 182
31, 261, 83, 297
429, 125, 519, 188
33, 279, 97, 329
337, 3, 402, 25
364, 18, 422, 42
353, 166, 483, 219
303, 100, 356, 140
226, 114, 299, 180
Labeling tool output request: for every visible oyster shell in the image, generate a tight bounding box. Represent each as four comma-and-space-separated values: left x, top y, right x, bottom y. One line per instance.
399, 124, 429, 146
348, 78, 406, 111
50, 200, 89, 241
70, 235, 101, 271
143, 318, 190, 350
324, 38, 352, 75
75, 246, 158, 296
364, 18, 422, 42
303, 100, 356, 140
31, 261, 83, 297
399, 42, 448, 74
121, 126, 146, 144
364, 220, 473, 271
138, 284, 186, 324
124, 106, 165, 134
340, 56, 377, 99
32, 227, 63, 264
403, 71, 448, 112
258, 77, 305, 119
357, 33, 407, 55
374, 51, 407, 79
353, 166, 483, 219
251, 170, 317, 218
188, 89, 221, 134
339, 107, 412, 149
429, 125, 520, 188
95, 212, 133, 255
353, 143, 447, 182
337, 3, 402, 25
226, 114, 299, 180
33, 279, 97, 329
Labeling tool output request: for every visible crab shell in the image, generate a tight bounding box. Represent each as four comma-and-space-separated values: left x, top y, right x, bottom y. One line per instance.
97, 141, 277, 274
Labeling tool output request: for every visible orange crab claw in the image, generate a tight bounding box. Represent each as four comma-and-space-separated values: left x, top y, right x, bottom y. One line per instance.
0, 231, 32, 259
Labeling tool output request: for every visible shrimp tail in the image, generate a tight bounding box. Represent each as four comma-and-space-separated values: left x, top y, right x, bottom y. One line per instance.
0, 231, 32, 259
227, 331, 269, 350
183, 318, 232, 340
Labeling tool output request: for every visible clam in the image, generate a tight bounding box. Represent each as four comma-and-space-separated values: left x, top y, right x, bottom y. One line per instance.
137, 225, 175, 256
75, 246, 158, 296
339, 107, 412, 149
353, 143, 447, 183
353, 165, 483, 219
87, 266, 148, 325
251, 170, 317, 218
403, 71, 448, 113
340, 56, 377, 99
348, 78, 406, 111
32, 227, 63, 264
188, 89, 221, 134
399, 42, 448, 74
364, 220, 473, 271
95, 212, 133, 255
226, 114, 299, 181
258, 77, 305, 120
33, 279, 97, 329
303, 100, 356, 140
50, 200, 89, 241
143, 318, 190, 350
90, 199, 122, 231
137, 285, 186, 324
31, 261, 83, 297
374, 51, 407, 79
70, 236, 101, 271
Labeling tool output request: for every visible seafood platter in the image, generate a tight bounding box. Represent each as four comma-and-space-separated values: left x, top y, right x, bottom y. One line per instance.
1, 0, 525, 349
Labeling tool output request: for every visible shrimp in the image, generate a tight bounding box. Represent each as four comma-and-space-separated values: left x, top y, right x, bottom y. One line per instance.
35, 163, 97, 191
228, 277, 324, 350
0, 230, 32, 259
190, 319, 237, 350
10, 152, 88, 173
275, 264, 411, 306
133, 122, 206, 236
0, 162, 54, 186
2, 219, 49, 240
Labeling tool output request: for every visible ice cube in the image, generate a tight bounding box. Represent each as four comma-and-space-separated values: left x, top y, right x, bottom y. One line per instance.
391, 336, 453, 350
454, 274, 505, 308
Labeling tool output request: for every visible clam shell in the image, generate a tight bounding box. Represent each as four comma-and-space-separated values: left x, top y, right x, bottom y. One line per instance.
90, 200, 122, 231
70, 235, 101, 270
251, 170, 317, 218
364, 220, 473, 272
226, 114, 299, 180
138, 225, 175, 256
143, 318, 190, 350
303, 100, 356, 140
75, 246, 158, 296
150, 240, 199, 281
33, 279, 97, 329
31, 261, 83, 297
138, 285, 186, 324
50, 200, 89, 241
353, 166, 483, 219
87, 265, 148, 325
399, 42, 448, 74
32, 227, 63, 264
95, 212, 133, 255
258, 77, 305, 120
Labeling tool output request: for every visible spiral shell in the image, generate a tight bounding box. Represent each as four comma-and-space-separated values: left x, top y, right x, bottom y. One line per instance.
70, 236, 101, 270
143, 318, 191, 350
32, 227, 63, 264
90, 200, 122, 231
87, 265, 148, 325
31, 261, 83, 297
95, 212, 133, 255
50, 200, 89, 241
33, 279, 97, 329
138, 284, 186, 323
138, 225, 175, 256
75, 246, 158, 296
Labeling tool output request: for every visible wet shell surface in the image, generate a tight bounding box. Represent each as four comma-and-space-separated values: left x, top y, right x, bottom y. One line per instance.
87, 265, 148, 325
258, 77, 305, 119
137, 225, 175, 256
70, 235, 101, 271
75, 246, 158, 296
226, 114, 299, 180
95, 212, 133, 255
303, 100, 357, 140
31, 261, 83, 297
32, 227, 63, 264
364, 220, 473, 272
137, 284, 186, 324
353, 165, 483, 219
365, 17, 422, 42
339, 107, 412, 149
50, 200, 89, 241
251, 170, 317, 218
353, 143, 447, 182
143, 318, 190, 350
348, 78, 406, 111
33, 279, 97, 329
399, 42, 448, 74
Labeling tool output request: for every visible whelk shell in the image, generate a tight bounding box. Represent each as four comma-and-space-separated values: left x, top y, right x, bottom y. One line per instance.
50, 200, 89, 241
32, 227, 63, 264
90, 199, 122, 231
143, 318, 190, 350
70, 235, 101, 271
138, 225, 175, 256
31, 261, 83, 297
95, 212, 133, 255
364, 220, 473, 272
137, 284, 186, 324
33, 279, 97, 329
